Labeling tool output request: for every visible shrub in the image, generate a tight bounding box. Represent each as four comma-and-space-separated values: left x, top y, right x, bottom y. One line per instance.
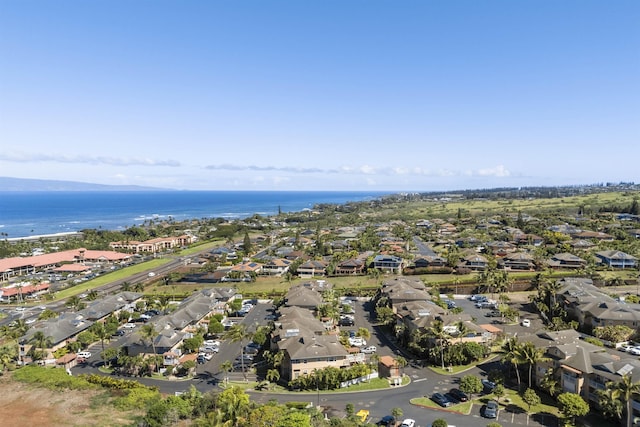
13, 365, 97, 390
112, 387, 161, 410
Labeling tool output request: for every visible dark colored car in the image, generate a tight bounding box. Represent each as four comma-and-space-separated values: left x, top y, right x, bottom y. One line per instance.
484, 400, 499, 418
377, 415, 396, 426
447, 388, 469, 402
482, 379, 497, 392
339, 318, 355, 326
431, 392, 452, 407
485, 310, 502, 317
113, 329, 126, 337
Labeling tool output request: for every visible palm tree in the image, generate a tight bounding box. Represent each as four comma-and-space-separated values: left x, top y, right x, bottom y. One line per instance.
93, 323, 110, 365
455, 320, 471, 344
517, 341, 550, 388
615, 374, 640, 427
220, 360, 233, 385
426, 320, 451, 369
140, 323, 159, 372
225, 323, 253, 381
596, 384, 624, 422
121, 281, 132, 292
498, 336, 522, 388
65, 295, 84, 312
0, 345, 17, 372
266, 369, 280, 388
395, 355, 407, 377
29, 331, 53, 361
357, 327, 371, 341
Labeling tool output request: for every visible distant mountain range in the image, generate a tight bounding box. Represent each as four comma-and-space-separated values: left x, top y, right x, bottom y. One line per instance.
0, 177, 166, 191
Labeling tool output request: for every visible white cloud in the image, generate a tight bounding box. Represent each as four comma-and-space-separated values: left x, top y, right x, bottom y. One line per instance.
0, 151, 180, 167
202, 163, 513, 179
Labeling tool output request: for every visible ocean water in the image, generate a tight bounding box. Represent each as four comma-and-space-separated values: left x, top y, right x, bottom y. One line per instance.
0, 191, 389, 239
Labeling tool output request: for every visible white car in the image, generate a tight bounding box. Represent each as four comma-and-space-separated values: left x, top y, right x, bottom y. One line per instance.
204, 340, 220, 347
25, 318, 36, 324
400, 419, 416, 427
77, 351, 92, 359
521, 319, 531, 327
619, 343, 634, 352
361, 346, 377, 354
348, 337, 366, 347
628, 346, 640, 356
122, 323, 137, 329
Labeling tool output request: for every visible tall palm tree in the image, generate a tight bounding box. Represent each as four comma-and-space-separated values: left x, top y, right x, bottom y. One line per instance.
225, 323, 253, 381
140, 323, 159, 372
93, 323, 110, 365
498, 336, 522, 388
616, 374, 640, 427
517, 341, 550, 388
426, 320, 451, 369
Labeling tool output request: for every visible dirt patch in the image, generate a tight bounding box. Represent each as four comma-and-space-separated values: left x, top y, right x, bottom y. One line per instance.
0, 374, 136, 426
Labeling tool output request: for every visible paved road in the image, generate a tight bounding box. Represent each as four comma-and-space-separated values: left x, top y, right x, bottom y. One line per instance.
413, 237, 438, 257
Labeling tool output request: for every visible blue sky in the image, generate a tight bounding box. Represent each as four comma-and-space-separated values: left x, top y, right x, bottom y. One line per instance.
1, 1, 638, 191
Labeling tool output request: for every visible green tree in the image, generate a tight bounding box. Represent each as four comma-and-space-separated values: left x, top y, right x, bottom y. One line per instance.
38, 309, 58, 320
29, 331, 53, 361
517, 341, 549, 388
220, 360, 233, 385
426, 319, 451, 369
432, 419, 448, 427
557, 392, 589, 426
243, 231, 252, 254
225, 323, 253, 381
459, 374, 483, 400
375, 306, 395, 325
208, 319, 224, 336
522, 388, 541, 414
246, 404, 286, 427
266, 369, 280, 387
498, 336, 522, 388
493, 384, 505, 403
614, 374, 640, 427
276, 411, 311, 427
391, 407, 403, 420
216, 386, 250, 427
345, 402, 354, 417
140, 323, 159, 371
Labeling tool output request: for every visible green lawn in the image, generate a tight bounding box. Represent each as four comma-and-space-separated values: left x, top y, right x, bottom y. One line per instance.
52, 258, 172, 300
411, 388, 560, 418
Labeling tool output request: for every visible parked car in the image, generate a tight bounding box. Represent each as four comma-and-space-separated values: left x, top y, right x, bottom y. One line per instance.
485, 310, 502, 317
447, 388, 469, 402
484, 400, 499, 418
113, 329, 126, 336
377, 415, 396, 426
349, 337, 366, 347
400, 419, 416, 427
360, 346, 377, 354
204, 340, 221, 347
628, 346, 640, 356
470, 295, 487, 302
431, 392, 452, 407
339, 318, 355, 326
77, 351, 92, 359
122, 323, 136, 329
482, 379, 497, 392
521, 319, 531, 327
619, 343, 634, 352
